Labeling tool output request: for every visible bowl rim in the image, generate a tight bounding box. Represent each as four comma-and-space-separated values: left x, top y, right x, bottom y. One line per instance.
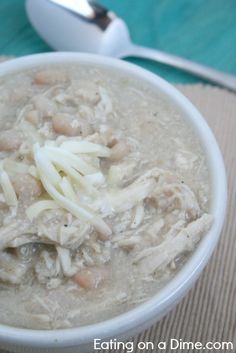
0, 52, 227, 348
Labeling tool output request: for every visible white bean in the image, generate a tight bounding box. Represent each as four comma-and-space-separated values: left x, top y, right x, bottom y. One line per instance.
52, 114, 93, 137
0, 130, 22, 152
33, 70, 68, 85
11, 173, 43, 199
109, 141, 130, 162
25, 110, 40, 126
73, 267, 108, 289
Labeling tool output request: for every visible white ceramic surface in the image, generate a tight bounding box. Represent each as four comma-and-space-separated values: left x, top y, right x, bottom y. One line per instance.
0, 53, 227, 353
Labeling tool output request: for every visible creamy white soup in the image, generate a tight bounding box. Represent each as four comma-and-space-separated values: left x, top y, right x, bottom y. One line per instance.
0, 65, 212, 329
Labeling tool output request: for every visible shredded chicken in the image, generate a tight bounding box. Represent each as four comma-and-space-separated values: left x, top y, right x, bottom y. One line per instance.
133, 214, 213, 276
0, 252, 28, 284
0, 65, 212, 329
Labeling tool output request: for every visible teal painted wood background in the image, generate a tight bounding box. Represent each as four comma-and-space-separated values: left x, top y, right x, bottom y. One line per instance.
0, 0, 236, 83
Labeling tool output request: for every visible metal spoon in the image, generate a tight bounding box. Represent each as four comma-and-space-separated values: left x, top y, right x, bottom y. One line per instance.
26, 0, 236, 91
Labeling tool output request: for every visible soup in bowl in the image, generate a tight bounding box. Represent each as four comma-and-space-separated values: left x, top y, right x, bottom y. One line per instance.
0, 53, 227, 353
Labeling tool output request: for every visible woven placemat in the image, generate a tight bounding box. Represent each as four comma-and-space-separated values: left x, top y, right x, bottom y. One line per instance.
0, 58, 235, 352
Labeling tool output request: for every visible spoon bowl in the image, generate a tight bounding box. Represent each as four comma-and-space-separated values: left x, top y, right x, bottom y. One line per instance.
26, 0, 236, 91
26, 0, 130, 56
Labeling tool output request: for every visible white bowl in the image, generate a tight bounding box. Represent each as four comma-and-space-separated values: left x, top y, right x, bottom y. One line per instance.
0, 53, 227, 353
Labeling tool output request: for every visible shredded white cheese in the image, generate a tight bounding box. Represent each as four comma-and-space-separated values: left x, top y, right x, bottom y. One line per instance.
44, 146, 97, 175
61, 140, 111, 157
85, 172, 105, 186
34, 145, 61, 186
39, 174, 111, 236
59, 177, 79, 203
28, 165, 40, 179
27, 140, 112, 237
26, 200, 60, 221
42, 150, 97, 195
0, 170, 18, 207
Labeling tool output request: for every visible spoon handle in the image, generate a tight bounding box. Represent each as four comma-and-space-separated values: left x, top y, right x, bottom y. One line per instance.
123, 44, 236, 91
